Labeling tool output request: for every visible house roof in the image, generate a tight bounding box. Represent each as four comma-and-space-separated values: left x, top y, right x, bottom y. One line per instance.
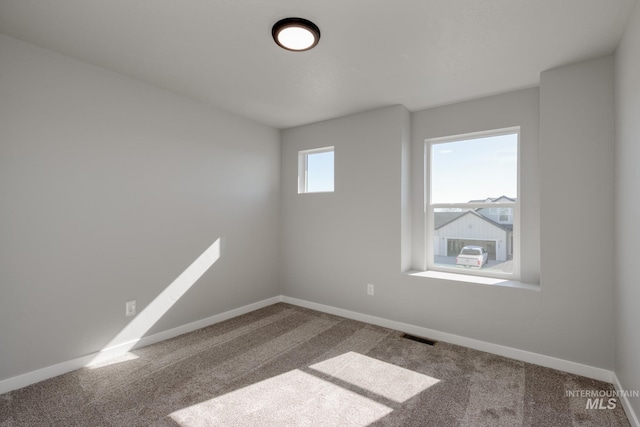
467, 196, 517, 203
434, 211, 467, 229
435, 210, 513, 232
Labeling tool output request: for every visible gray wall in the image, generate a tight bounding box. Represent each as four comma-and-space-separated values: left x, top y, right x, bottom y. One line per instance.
539, 55, 616, 368
282, 60, 616, 370
281, 105, 411, 319
410, 88, 540, 284
0, 25, 626, 392
0, 35, 281, 381
615, 0, 640, 419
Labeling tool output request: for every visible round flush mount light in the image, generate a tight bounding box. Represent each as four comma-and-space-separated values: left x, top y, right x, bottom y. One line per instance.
272, 17, 320, 52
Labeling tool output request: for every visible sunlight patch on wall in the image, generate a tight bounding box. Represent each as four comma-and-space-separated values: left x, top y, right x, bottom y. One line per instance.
87, 238, 222, 367
86, 352, 139, 369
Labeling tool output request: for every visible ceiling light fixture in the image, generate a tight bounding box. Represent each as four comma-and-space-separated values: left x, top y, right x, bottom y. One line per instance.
272, 17, 320, 52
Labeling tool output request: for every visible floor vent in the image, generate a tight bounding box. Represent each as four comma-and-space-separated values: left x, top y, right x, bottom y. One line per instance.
401, 333, 437, 346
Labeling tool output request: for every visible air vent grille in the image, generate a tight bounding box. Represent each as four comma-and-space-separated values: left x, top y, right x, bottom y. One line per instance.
401, 333, 437, 346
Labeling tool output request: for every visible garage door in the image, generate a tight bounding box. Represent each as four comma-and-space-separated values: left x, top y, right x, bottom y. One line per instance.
447, 239, 496, 260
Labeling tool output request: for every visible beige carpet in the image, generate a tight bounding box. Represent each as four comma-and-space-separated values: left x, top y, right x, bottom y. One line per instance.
0, 303, 631, 426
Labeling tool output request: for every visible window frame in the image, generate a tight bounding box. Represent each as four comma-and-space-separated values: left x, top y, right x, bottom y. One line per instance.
425, 127, 521, 280
297, 146, 335, 194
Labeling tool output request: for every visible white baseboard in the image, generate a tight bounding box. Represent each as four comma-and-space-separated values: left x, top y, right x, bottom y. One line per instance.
281, 296, 614, 383
0, 294, 623, 401
614, 373, 640, 427
88, 296, 282, 366
0, 296, 281, 395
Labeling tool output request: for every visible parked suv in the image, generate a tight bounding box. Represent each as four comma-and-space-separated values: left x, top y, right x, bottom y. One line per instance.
455, 246, 489, 268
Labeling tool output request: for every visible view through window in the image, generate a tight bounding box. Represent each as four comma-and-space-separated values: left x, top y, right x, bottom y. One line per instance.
298, 147, 334, 193
427, 129, 519, 278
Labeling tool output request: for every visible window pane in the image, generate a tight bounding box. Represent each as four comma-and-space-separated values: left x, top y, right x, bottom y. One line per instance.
433, 207, 514, 274
307, 150, 334, 192
431, 133, 517, 204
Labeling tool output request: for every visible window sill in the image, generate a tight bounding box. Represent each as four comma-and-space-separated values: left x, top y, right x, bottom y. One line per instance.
298, 191, 334, 194
405, 270, 540, 291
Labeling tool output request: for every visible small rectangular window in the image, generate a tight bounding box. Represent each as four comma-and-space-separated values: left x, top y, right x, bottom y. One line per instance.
427, 128, 519, 279
298, 147, 334, 193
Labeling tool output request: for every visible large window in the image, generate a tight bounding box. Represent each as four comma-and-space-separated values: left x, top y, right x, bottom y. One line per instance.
298, 146, 334, 193
426, 128, 519, 279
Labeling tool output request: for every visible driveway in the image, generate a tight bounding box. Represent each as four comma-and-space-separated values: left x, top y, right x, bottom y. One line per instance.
434, 256, 514, 273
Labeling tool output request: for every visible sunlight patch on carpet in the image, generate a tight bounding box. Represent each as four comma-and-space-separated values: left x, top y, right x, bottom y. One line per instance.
170, 369, 392, 426
309, 351, 440, 403
170, 352, 440, 426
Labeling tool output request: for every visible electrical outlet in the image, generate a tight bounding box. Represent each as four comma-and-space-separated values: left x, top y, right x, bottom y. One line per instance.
125, 300, 136, 317
367, 284, 374, 296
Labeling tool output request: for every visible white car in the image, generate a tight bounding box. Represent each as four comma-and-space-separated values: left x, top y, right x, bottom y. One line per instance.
455, 246, 489, 268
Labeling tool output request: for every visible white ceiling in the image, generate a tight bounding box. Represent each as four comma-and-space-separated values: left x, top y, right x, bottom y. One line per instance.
0, 0, 636, 129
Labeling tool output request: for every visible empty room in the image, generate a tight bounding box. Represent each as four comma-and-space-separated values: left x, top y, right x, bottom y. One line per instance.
1, 1, 639, 426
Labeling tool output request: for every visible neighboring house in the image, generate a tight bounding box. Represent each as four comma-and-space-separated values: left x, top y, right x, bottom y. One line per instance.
472, 196, 516, 225
434, 196, 514, 261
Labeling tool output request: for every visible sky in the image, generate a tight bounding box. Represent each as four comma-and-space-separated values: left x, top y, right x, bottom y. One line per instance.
306, 150, 334, 192
430, 133, 518, 204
